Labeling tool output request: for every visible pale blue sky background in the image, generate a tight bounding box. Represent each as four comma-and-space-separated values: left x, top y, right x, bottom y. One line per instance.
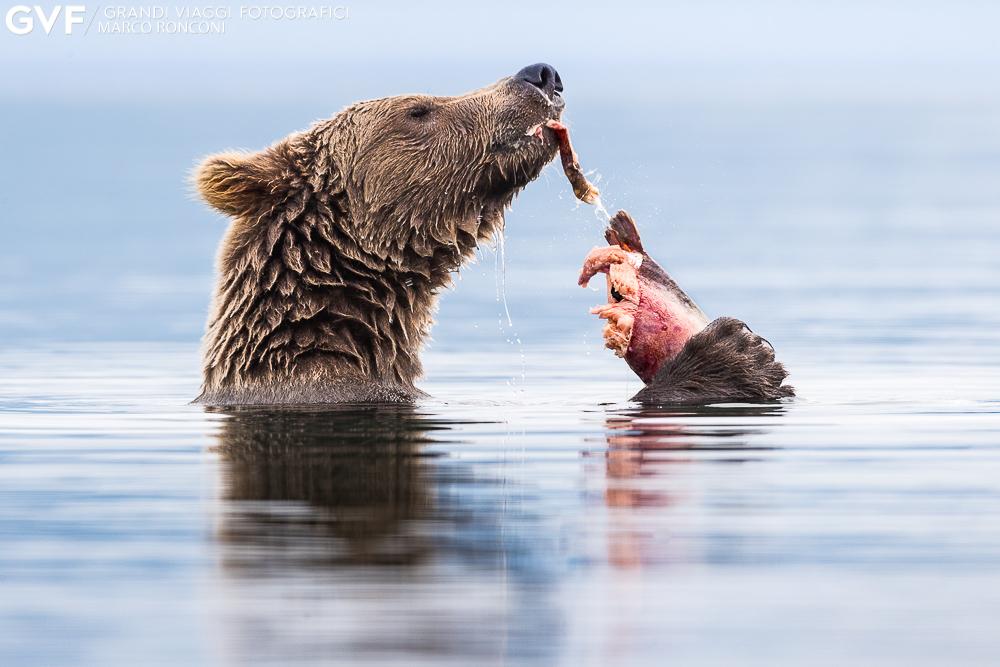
1, 0, 998, 345
3, 0, 1000, 101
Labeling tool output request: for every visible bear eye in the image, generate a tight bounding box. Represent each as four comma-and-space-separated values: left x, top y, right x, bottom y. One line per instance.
408, 104, 433, 120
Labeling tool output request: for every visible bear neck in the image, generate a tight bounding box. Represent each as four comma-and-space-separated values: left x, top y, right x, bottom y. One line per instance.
198, 146, 506, 405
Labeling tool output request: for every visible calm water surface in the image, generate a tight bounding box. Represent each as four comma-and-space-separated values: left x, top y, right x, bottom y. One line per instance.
1, 335, 999, 665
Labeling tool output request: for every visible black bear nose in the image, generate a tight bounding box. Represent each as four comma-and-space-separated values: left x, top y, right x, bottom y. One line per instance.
515, 63, 564, 96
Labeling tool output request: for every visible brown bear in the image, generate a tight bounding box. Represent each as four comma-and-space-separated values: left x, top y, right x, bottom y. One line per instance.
194, 64, 565, 405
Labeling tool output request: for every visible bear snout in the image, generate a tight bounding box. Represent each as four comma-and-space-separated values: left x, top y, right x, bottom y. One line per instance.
514, 63, 564, 101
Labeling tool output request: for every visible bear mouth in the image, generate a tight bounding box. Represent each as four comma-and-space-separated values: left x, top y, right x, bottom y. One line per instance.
492, 110, 563, 154
479, 113, 561, 200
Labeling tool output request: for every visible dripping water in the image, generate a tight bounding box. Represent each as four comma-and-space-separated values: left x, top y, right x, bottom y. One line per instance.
493, 229, 527, 390
579, 174, 613, 296
591, 195, 611, 225
495, 230, 513, 328
583, 169, 612, 228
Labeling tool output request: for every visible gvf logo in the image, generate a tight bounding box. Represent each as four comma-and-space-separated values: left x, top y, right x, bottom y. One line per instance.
5, 5, 86, 35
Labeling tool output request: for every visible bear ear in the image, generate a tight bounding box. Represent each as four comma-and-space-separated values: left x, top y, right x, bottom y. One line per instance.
193, 151, 274, 217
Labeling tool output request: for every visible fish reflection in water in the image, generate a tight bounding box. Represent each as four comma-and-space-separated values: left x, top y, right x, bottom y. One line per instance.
599, 405, 782, 570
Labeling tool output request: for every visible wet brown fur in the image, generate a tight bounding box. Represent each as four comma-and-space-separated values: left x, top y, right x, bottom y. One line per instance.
634, 317, 795, 405
194, 74, 561, 404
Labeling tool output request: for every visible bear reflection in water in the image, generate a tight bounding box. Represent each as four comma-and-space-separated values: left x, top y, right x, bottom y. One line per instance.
210, 404, 782, 570
211, 406, 449, 568
208, 406, 565, 662
207, 404, 781, 662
